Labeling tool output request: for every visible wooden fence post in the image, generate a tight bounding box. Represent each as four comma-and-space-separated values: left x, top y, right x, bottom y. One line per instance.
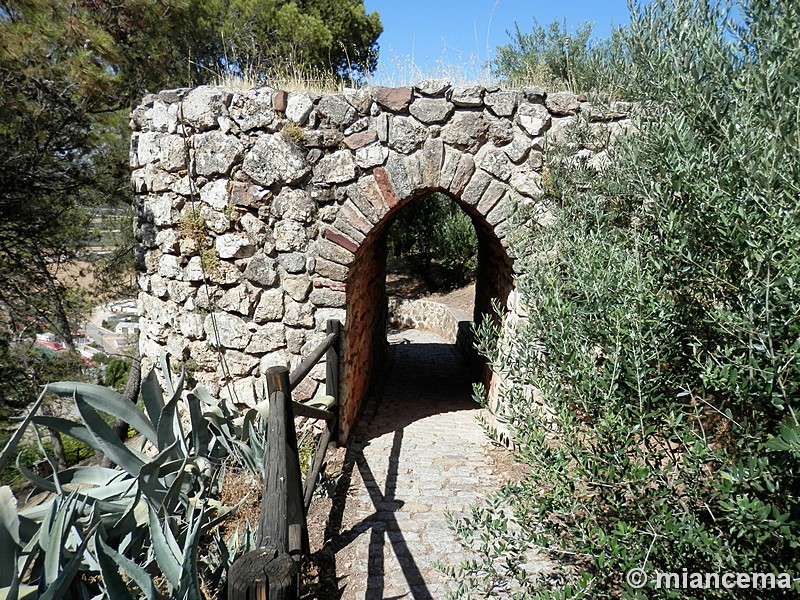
264, 366, 307, 561
228, 366, 305, 599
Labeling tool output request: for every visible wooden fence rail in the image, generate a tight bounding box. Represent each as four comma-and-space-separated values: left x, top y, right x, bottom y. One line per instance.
228, 319, 341, 600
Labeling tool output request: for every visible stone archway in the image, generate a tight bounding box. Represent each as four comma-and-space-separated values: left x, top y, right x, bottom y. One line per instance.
131, 81, 618, 442
328, 160, 517, 439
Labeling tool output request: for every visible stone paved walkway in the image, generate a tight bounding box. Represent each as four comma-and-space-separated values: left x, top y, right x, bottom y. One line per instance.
321, 329, 509, 599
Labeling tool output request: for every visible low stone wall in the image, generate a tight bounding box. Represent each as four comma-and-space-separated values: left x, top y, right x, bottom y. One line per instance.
388, 298, 462, 343
388, 298, 482, 376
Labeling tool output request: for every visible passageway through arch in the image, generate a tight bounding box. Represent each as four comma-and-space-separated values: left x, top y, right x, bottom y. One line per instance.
339, 187, 514, 441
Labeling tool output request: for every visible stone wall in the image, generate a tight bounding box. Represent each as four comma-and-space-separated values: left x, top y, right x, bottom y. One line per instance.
131, 81, 630, 441
388, 299, 463, 344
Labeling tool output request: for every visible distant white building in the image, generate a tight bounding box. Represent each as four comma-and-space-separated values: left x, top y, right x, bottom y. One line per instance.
115, 321, 140, 334
109, 299, 137, 313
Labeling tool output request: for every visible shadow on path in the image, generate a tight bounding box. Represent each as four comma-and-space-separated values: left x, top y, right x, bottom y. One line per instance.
315, 331, 483, 599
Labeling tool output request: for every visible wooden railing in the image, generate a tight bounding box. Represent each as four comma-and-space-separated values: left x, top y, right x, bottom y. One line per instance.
228, 319, 341, 599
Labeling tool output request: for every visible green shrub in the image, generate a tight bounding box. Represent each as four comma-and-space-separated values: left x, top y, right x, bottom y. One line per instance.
387, 193, 478, 292
456, 1, 800, 598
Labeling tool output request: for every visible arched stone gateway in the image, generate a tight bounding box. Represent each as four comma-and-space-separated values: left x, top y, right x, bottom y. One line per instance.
131, 82, 629, 441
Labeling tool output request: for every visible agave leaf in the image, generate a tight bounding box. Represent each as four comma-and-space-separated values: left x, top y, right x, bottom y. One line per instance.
0, 488, 21, 588
45, 382, 157, 445
38, 521, 97, 600
140, 369, 165, 431
23, 465, 133, 502
76, 395, 145, 476
148, 507, 181, 590
137, 441, 181, 509
177, 504, 205, 600
156, 384, 183, 454
190, 384, 215, 406
161, 457, 191, 517
107, 495, 140, 546
97, 534, 159, 600
31, 416, 99, 457
42, 494, 77, 585
16, 463, 133, 521
0, 388, 47, 475
186, 392, 211, 458
159, 354, 175, 399
200, 496, 245, 534
31, 426, 64, 497
94, 528, 136, 600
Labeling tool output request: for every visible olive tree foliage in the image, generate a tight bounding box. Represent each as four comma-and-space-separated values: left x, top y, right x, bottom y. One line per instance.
452, 1, 800, 598
493, 16, 631, 95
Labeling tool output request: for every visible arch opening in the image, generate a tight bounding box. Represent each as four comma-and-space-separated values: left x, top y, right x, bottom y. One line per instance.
339, 187, 513, 442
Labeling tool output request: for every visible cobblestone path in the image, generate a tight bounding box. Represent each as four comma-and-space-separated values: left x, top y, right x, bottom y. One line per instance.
319, 329, 509, 599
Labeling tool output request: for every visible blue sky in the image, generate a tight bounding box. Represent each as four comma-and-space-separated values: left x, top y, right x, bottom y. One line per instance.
363, 0, 632, 83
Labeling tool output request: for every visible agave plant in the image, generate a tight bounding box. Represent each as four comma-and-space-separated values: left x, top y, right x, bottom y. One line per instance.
0, 356, 264, 600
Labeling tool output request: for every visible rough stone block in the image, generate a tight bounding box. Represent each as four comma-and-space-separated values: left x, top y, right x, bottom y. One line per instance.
286, 92, 314, 124
545, 91, 581, 116
413, 79, 451, 97
441, 112, 488, 153
282, 274, 312, 302
315, 237, 355, 266
182, 86, 232, 131
485, 90, 519, 117
193, 130, 243, 176
332, 212, 366, 245
284, 301, 315, 328
229, 87, 277, 132
449, 85, 484, 107
517, 103, 552, 137
371, 87, 413, 112
243, 134, 310, 187
449, 154, 476, 197
388, 116, 428, 154
372, 167, 401, 208
477, 181, 507, 215
215, 232, 255, 259
204, 312, 252, 349
420, 138, 445, 190
314, 257, 348, 282
343, 88, 373, 114
243, 252, 278, 286
355, 143, 389, 169
316, 95, 358, 128
302, 128, 344, 148
383, 154, 414, 200
343, 130, 379, 150
478, 148, 514, 182
310, 287, 346, 308
274, 220, 309, 252
253, 289, 285, 323
322, 228, 360, 254
345, 183, 383, 224
460, 170, 492, 206
313, 150, 357, 185
409, 97, 454, 124
271, 187, 317, 223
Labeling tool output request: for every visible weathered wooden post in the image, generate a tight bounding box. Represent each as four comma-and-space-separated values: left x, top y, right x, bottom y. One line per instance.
302, 319, 341, 508
228, 366, 305, 599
